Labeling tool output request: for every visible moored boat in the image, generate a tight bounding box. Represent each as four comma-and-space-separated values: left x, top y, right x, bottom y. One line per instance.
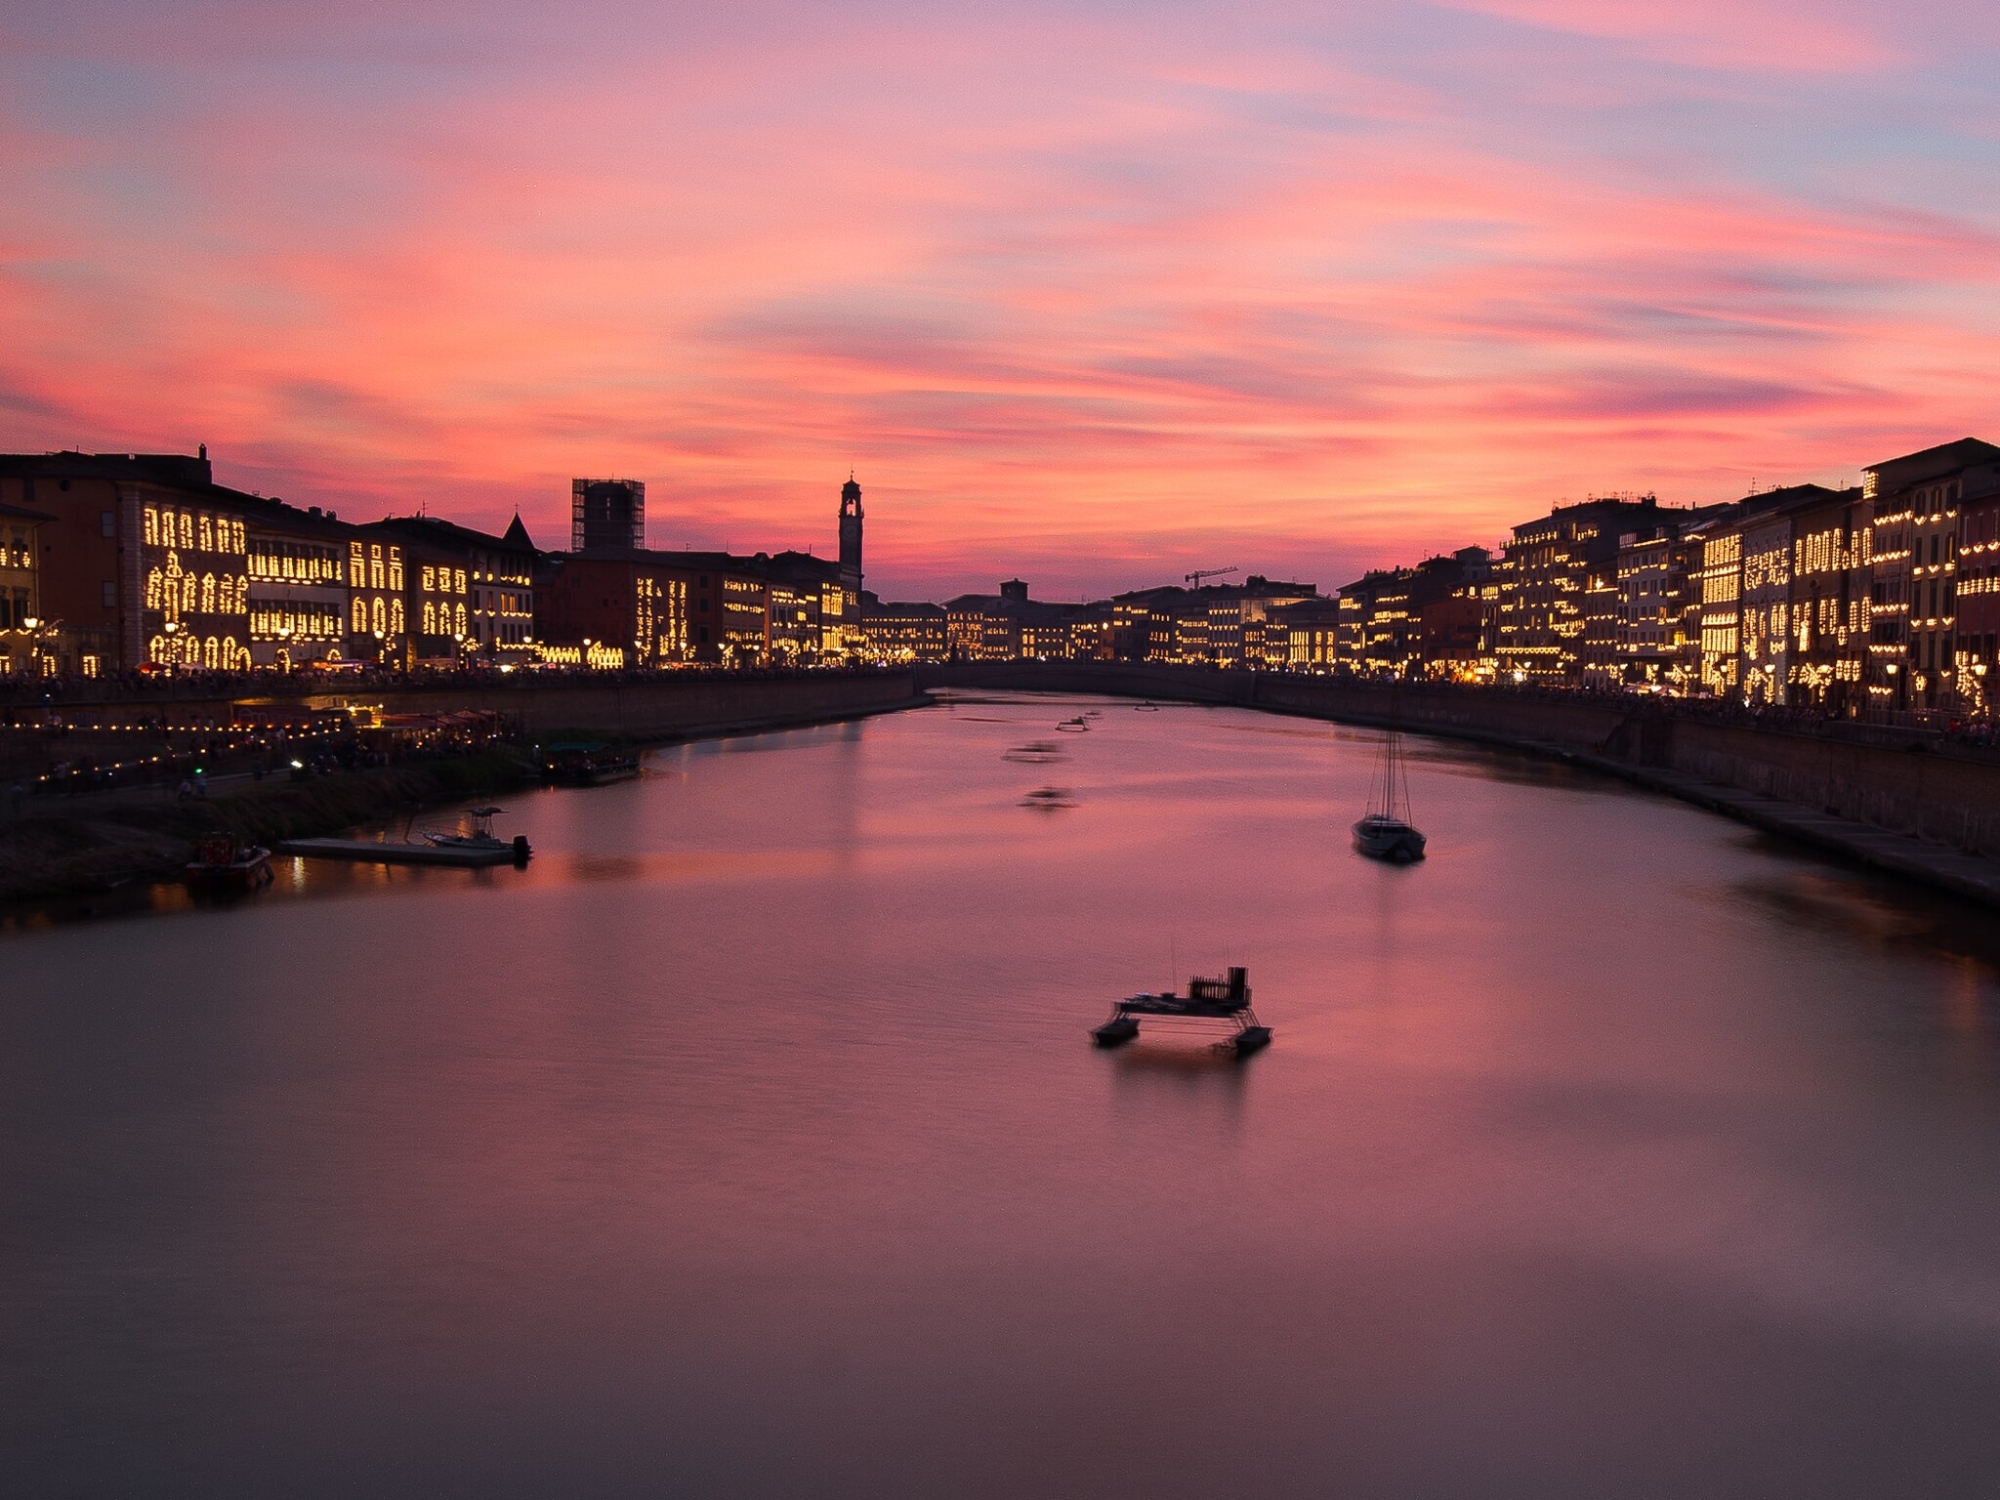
1351, 812, 1426, 862
540, 742, 642, 786
420, 805, 509, 851
184, 833, 274, 893
1354, 723, 1426, 863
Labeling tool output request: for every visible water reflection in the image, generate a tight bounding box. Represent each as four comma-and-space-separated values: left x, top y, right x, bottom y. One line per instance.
6, 693, 2000, 1498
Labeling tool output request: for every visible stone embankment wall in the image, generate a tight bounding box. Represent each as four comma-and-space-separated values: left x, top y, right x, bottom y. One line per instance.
25, 670, 928, 740
923, 662, 2000, 859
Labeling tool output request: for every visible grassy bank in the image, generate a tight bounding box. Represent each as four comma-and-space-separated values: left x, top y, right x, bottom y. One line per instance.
0, 746, 538, 904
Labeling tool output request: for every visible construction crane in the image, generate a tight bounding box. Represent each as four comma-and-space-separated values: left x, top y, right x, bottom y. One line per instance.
1184, 566, 1239, 588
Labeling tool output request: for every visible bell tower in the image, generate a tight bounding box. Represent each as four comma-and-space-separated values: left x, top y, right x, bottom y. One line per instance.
838, 473, 863, 596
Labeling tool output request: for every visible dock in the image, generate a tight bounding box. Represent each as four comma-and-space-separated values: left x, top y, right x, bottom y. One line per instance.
275, 836, 529, 868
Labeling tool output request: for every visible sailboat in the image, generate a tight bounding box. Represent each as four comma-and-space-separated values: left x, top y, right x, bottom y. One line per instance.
1353, 727, 1426, 862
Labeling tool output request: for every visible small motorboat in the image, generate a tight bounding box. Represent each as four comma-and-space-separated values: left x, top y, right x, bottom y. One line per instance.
1055, 716, 1090, 732
1133, 701, 1161, 712
184, 833, 274, 893
1090, 966, 1271, 1055
419, 806, 529, 863
1021, 785, 1075, 809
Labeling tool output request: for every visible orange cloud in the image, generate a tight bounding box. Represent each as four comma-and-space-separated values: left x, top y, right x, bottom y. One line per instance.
1, 1, 1997, 597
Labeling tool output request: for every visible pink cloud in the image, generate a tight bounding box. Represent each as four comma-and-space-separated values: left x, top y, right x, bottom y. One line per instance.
1, 1, 1996, 597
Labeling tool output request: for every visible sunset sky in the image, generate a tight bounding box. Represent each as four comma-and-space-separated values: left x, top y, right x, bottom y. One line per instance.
4, 0, 1998, 599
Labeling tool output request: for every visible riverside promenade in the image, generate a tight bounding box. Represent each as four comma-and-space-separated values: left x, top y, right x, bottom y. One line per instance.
923, 663, 2000, 910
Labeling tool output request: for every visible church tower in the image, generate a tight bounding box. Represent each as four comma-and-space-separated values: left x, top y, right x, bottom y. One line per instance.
838, 474, 863, 597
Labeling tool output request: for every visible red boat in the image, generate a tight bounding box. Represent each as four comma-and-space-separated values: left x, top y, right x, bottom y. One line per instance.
184, 833, 275, 893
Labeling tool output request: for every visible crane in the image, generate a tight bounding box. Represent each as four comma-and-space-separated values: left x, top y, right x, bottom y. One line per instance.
1184, 566, 1239, 589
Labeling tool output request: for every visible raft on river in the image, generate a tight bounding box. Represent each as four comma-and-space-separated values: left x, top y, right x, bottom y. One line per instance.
1090, 965, 1272, 1055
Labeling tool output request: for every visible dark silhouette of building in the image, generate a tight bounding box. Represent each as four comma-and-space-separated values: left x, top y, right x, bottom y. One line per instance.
839, 475, 864, 600
572, 478, 645, 553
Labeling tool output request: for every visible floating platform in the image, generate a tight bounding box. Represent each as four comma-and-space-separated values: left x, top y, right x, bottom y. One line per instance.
276, 836, 529, 868
1090, 966, 1271, 1055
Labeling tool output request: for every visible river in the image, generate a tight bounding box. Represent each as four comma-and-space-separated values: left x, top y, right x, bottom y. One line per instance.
5, 692, 2000, 1497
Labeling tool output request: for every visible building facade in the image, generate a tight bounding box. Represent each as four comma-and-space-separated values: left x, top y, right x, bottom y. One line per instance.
0, 500, 51, 674
1860, 440, 2000, 712
1496, 497, 1665, 683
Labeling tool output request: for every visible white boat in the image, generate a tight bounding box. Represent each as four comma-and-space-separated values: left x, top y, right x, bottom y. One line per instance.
420, 805, 511, 851
1353, 729, 1426, 862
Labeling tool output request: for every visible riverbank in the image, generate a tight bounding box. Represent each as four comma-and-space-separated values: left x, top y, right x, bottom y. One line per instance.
924, 663, 2000, 911
0, 749, 540, 904
0, 672, 933, 905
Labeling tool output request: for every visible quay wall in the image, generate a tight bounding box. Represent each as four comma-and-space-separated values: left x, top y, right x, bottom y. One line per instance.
20, 671, 928, 741
922, 663, 2000, 859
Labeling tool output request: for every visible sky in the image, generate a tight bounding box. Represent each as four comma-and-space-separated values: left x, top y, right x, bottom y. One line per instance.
3, 0, 1999, 600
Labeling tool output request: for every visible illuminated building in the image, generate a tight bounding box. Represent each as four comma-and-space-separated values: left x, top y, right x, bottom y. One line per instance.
1959, 479, 2000, 716
1497, 496, 1665, 683
0, 450, 226, 673
246, 504, 350, 669
535, 552, 695, 667
1333, 571, 1397, 674
1738, 505, 1794, 704
860, 597, 947, 663
1337, 553, 1482, 679
1697, 523, 1746, 696
1615, 527, 1711, 692
344, 535, 406, 664
1783, 486, 1866, 710
1860, 439, 2000, 712
756, 548, 855, 664
717, 569, 770, 665
134, 486, 257, 673
1419, 596, 1486, 679
1108, 592, 1174, 662
0, 500, 51, 674
1278, 597, 1343, 670
935, 579, 1099, 662
1216, 577, 1317, 668
369, 514, 538, 666
945, 585, 1025, 660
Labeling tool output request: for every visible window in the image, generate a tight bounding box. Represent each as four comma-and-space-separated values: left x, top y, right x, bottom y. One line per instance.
102, 581, 116, 609
100, 511, 115, 538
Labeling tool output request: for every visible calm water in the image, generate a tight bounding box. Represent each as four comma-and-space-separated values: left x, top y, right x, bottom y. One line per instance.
7, 692, 2000, 1497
